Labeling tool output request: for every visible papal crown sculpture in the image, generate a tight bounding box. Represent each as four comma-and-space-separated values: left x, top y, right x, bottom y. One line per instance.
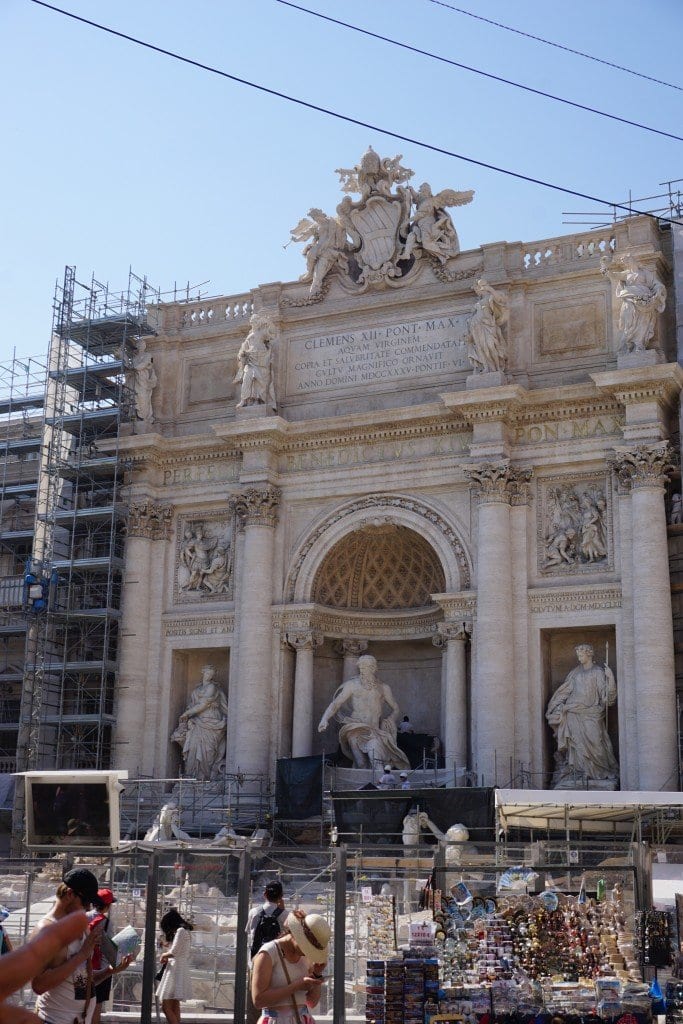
289, 146, 474, 297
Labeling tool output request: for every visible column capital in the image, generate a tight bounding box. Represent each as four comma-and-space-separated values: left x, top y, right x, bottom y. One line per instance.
125, 497, 173, 539
286, 630, 323, 652
229, 484, 281, 526
611, 442, 676, 491
335, 639, 369, 659
437, 622, 470, 643
466, 462, 532, 504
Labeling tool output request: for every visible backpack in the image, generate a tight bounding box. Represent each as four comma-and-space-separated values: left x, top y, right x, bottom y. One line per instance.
251, 908, 284, 957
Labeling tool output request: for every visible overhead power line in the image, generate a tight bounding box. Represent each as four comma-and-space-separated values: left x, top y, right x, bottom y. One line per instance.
276, 0, 683, 144
29, 0, 679, 227
426, 0, 683, 93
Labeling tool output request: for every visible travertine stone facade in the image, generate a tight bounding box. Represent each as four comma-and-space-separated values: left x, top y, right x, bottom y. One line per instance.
113, 152, 681, 790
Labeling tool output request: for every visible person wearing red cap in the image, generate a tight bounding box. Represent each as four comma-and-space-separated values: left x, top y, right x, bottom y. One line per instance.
89, 889, 117, 1024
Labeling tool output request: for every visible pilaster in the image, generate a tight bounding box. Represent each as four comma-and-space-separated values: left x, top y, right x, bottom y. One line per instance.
227, 486, 281, 773
612, 442, 678, 789
115, 498, 173, 775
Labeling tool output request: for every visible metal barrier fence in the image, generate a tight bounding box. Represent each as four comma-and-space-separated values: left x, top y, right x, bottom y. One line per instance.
0, 839, 641, 1022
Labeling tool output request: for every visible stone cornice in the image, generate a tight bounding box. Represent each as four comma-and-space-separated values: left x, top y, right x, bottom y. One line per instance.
440, 384, 527, 424
590, 363, 683, 408
273, 602, 442, 640
431, 592, 477, 620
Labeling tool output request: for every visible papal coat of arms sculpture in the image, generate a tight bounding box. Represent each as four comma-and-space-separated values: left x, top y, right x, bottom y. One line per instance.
288, 146, 474, 301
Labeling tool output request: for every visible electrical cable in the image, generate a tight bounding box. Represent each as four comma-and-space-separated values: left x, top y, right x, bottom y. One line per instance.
276, 0, 683, 144
28, 0, 679, 226
426, 0, 683, 93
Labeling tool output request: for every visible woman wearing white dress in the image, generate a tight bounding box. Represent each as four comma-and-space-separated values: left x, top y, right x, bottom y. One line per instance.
156, 909, 193, 1024
251, 910, 331, 1024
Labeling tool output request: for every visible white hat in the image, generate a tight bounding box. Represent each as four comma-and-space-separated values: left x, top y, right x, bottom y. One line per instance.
383, 765, 392, 772
286, 911, 331, 964
399, 772, 408, 779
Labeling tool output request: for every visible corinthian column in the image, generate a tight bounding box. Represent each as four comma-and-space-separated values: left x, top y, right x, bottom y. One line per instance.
434, 623, 469, 775
288, 630, 323, 757
613, 442, 678, 789
338, 639, 368, 681
228, 486, 280, 774
115, 498, 173, 774
467, 463, 529, 786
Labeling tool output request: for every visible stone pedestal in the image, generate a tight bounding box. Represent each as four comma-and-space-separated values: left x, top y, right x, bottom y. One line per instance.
466, 370, 509, 390
617, 349, 663, 370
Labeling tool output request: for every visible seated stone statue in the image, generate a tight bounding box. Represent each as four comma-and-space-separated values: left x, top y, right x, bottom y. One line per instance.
318, 654, 410, 770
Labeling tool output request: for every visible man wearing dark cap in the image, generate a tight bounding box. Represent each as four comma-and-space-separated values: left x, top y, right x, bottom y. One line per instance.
32, 869, 134, 1024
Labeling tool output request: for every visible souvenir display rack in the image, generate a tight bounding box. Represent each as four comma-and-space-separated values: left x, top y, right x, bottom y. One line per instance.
364, 874, 654, 1024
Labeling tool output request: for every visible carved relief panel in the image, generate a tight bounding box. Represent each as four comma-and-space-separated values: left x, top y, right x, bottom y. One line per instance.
536, 474, 613, 575
532, 293, 608, 363
174, 510, 235, 603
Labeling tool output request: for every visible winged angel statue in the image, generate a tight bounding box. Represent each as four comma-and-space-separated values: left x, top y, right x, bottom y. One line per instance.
288, 146, 474, 295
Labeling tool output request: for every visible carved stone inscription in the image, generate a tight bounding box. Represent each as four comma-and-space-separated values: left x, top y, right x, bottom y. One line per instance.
286, 314, 470, 397
282, 430, 470, 473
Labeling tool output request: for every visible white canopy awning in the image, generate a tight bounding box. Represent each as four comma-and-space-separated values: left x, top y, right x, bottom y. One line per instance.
495, 789, 683, 834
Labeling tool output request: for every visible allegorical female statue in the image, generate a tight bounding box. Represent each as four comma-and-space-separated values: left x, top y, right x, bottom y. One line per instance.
464, 278, 509, 373
233, 310, 278, 410
546, 644, 619, 789
171, 665, 228, 780
601, 251, 666, 352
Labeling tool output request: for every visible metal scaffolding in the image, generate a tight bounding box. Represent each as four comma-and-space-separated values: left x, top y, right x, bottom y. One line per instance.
12, 267, 160, 787
0, 352, 47, 772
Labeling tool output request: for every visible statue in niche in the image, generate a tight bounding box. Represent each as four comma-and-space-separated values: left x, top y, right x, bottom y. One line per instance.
318, 654, 410, 770
601, 251, 666, 352
289, 208, 348, 298
233, 310, 278, 410
129, 337, 157, 424
178, 521, 232, 595
171, 664, 228, 781
544, 485, 607, 569
546, 643, 619, 789
401, 182, 473, 264
670, 493, 682, 525
464, 278, 509, 373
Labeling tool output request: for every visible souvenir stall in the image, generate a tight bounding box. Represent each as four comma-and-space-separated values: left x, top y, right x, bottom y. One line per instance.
361, 791, 683, 1024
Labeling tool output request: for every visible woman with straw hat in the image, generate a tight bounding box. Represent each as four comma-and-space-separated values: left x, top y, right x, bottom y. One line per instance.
251, 910, 330, 1024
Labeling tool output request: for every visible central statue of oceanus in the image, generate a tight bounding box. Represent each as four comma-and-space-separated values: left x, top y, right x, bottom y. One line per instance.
318, 654, 410, 770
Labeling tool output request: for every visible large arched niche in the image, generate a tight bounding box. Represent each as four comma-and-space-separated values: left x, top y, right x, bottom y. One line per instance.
286, 495, 472, 748
313, 525, 445, 610
286, 493, 471, 604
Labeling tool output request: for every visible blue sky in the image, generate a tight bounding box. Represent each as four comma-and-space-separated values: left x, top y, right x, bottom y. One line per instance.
1, 0, 681, 362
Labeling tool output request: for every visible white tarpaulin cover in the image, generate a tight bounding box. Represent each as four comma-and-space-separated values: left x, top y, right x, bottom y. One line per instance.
495, 789, 683, 833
